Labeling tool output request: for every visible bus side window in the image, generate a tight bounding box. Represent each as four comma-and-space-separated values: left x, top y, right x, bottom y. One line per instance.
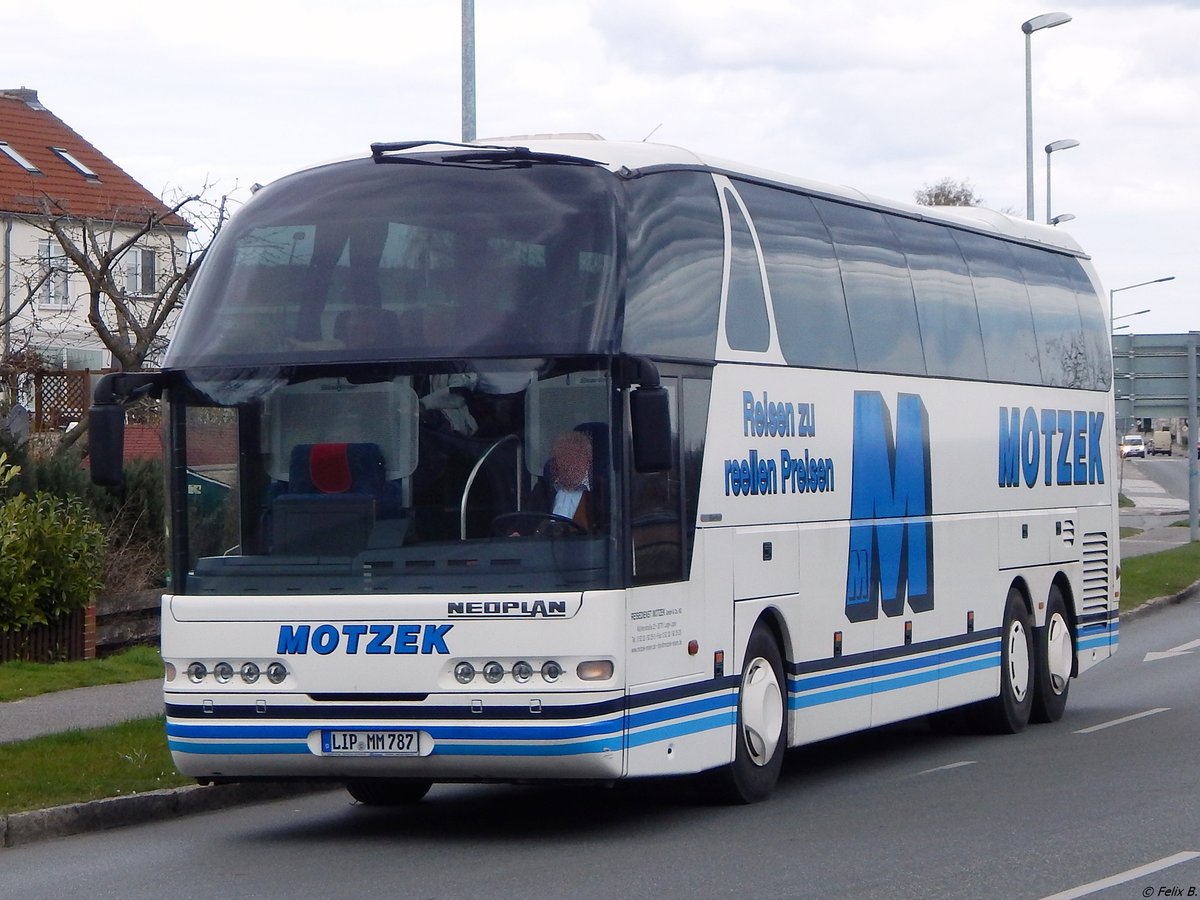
622, 172, 724, 362
724, 189, 770, 352
631, 378, 687, 585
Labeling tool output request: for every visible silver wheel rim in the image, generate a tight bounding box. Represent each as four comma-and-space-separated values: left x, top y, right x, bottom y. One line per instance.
1045, 611, 1072, 695
1007, 619, 1030, 703
741, 657, 784, 766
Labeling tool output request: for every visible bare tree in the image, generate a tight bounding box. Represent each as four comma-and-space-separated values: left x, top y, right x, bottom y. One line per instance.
914, 177, 985, 208
3, 188, 231, 451
40, 191, 229, 371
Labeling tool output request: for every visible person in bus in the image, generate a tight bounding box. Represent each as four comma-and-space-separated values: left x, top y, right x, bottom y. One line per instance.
528, 429, 603, 532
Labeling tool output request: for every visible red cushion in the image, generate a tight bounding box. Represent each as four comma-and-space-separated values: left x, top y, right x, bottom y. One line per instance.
309, 443, 351, 493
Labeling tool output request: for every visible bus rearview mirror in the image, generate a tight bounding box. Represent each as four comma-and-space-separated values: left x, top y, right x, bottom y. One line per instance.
88, 403, 126, 488
630, 386, 672, 473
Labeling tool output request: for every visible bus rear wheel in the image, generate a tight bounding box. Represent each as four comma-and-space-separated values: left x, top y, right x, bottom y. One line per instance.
346, 779, 433, 806
708, 623, 786, 804
1031, 586, 1072, 723
975, 587, 1034, 734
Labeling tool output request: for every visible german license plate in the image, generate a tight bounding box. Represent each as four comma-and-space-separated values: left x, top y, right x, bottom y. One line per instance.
321, 730, 421, 756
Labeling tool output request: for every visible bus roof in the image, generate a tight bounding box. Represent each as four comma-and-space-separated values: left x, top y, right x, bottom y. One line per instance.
285, 135, 1088, 258
482, 136, 1088, 257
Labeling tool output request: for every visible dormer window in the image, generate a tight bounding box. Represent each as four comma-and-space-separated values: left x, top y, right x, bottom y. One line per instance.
51, 146, 99, 181
0, 140, 41, 174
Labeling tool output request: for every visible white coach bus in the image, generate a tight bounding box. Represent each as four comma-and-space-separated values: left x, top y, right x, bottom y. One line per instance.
90, 137, 1118, 804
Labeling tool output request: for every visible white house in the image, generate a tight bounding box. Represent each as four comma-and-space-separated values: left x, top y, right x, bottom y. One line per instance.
0, 86, 191, 375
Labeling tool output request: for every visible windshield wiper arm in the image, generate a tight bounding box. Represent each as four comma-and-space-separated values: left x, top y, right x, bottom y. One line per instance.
370, 141, 603, 168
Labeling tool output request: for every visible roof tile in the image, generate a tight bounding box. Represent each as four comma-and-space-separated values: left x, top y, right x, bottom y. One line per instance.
0, 88, 189, 228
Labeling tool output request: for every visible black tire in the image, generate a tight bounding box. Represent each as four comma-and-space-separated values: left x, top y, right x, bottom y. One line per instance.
708, 622, 787, 804
1031, 586, 1073, 723
346, 779, 433, 806
975, 587, 1034, 734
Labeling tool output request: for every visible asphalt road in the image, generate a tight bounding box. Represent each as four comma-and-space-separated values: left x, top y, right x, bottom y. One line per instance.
3, 601, 1198, 900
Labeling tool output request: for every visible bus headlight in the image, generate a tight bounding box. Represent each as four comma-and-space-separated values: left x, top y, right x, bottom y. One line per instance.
483, 661, 505, 684
266, 662, 288, 684
186, 662, 207, 683
577, 660, 614, 681
512, 661, 533, 683
240, 662, 261, 684
454, 661, 476, 684
540, 660, 562, 683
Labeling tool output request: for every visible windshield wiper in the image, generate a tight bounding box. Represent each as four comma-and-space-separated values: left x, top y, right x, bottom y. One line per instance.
370, 141, 603, 169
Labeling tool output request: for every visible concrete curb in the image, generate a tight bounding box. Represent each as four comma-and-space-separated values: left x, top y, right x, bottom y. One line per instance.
1, 782, 333, 850
1121, 577, 1200, 622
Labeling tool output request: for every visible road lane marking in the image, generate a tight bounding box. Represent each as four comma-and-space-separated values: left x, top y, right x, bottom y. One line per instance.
915, 760, 975, 776
1039, 850, 1200, 900
1074, 707, 1169, 734
1145, 637, 1200, 662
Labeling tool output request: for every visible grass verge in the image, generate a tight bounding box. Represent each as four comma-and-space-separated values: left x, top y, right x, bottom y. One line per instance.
0, 645, 162, 703
1120, 540, 1200, 610
0, 716, 190, 815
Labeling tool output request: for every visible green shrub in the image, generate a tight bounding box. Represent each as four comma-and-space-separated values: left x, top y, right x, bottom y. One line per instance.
0, 453, 104, 632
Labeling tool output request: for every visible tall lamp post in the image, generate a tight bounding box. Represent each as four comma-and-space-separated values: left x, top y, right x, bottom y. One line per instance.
1045, 138, 1079, 224
1110, 276, 1175, 334
462, 0, 476, 142
1023, 12, 1072, 220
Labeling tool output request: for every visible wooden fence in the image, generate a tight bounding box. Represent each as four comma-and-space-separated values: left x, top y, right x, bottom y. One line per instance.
0, 606, 93, 663
0, 592, 160, 664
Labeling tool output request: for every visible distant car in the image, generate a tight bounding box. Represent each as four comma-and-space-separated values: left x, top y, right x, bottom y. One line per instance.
1120, 435, 1146, 458
1148, 429, 1173, 456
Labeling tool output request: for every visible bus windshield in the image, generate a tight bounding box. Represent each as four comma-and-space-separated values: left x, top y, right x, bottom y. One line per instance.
164, 155, 623, 369
177, 362, 619, 596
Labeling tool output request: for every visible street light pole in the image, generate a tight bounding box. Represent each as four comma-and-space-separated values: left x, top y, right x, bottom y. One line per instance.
462, 0, 476, 143
1023, 12, 1072, 220
1045, 138, 1079, 224
1109, 276, 1176, 334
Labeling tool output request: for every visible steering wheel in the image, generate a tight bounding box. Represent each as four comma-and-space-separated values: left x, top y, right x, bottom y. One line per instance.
490, 511, 587, 538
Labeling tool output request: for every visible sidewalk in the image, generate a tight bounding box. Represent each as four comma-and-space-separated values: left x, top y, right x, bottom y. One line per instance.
1, 677, 329, 848
0, 678, 161, 745
1121, 509, 1194, 558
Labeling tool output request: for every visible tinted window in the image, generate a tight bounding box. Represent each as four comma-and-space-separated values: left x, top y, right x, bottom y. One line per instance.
724, 190, 770, 351
888, 216, 987, 380
1010, 244, 1089, 388
1061, 258, 1113, 390
814, 200, 925, 376
166, 158, 621, 368
953, 231, 1042, 384
737, 182, 856, 370
623, 172, 723, 361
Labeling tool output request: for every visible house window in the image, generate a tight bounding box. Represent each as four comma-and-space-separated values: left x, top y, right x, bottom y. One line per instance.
125, 246, 157, 295
51, 147, 100, 181
38, 239, 70, 307
0, 140, 41, 174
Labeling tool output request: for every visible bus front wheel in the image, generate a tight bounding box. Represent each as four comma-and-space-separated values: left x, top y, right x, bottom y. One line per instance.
346, 779, 433, 806
708, 622, 786, 804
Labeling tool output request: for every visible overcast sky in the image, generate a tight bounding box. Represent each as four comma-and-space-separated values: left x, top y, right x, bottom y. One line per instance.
4, 0, 1196, 334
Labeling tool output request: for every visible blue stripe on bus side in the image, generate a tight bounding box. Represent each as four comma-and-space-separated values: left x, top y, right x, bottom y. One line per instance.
167, 740, 310, 755
789, 654, 1000, 709
166, 689, 736, 757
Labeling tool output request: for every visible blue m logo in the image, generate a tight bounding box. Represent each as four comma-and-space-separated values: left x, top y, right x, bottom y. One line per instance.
844, 392, 934, 622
